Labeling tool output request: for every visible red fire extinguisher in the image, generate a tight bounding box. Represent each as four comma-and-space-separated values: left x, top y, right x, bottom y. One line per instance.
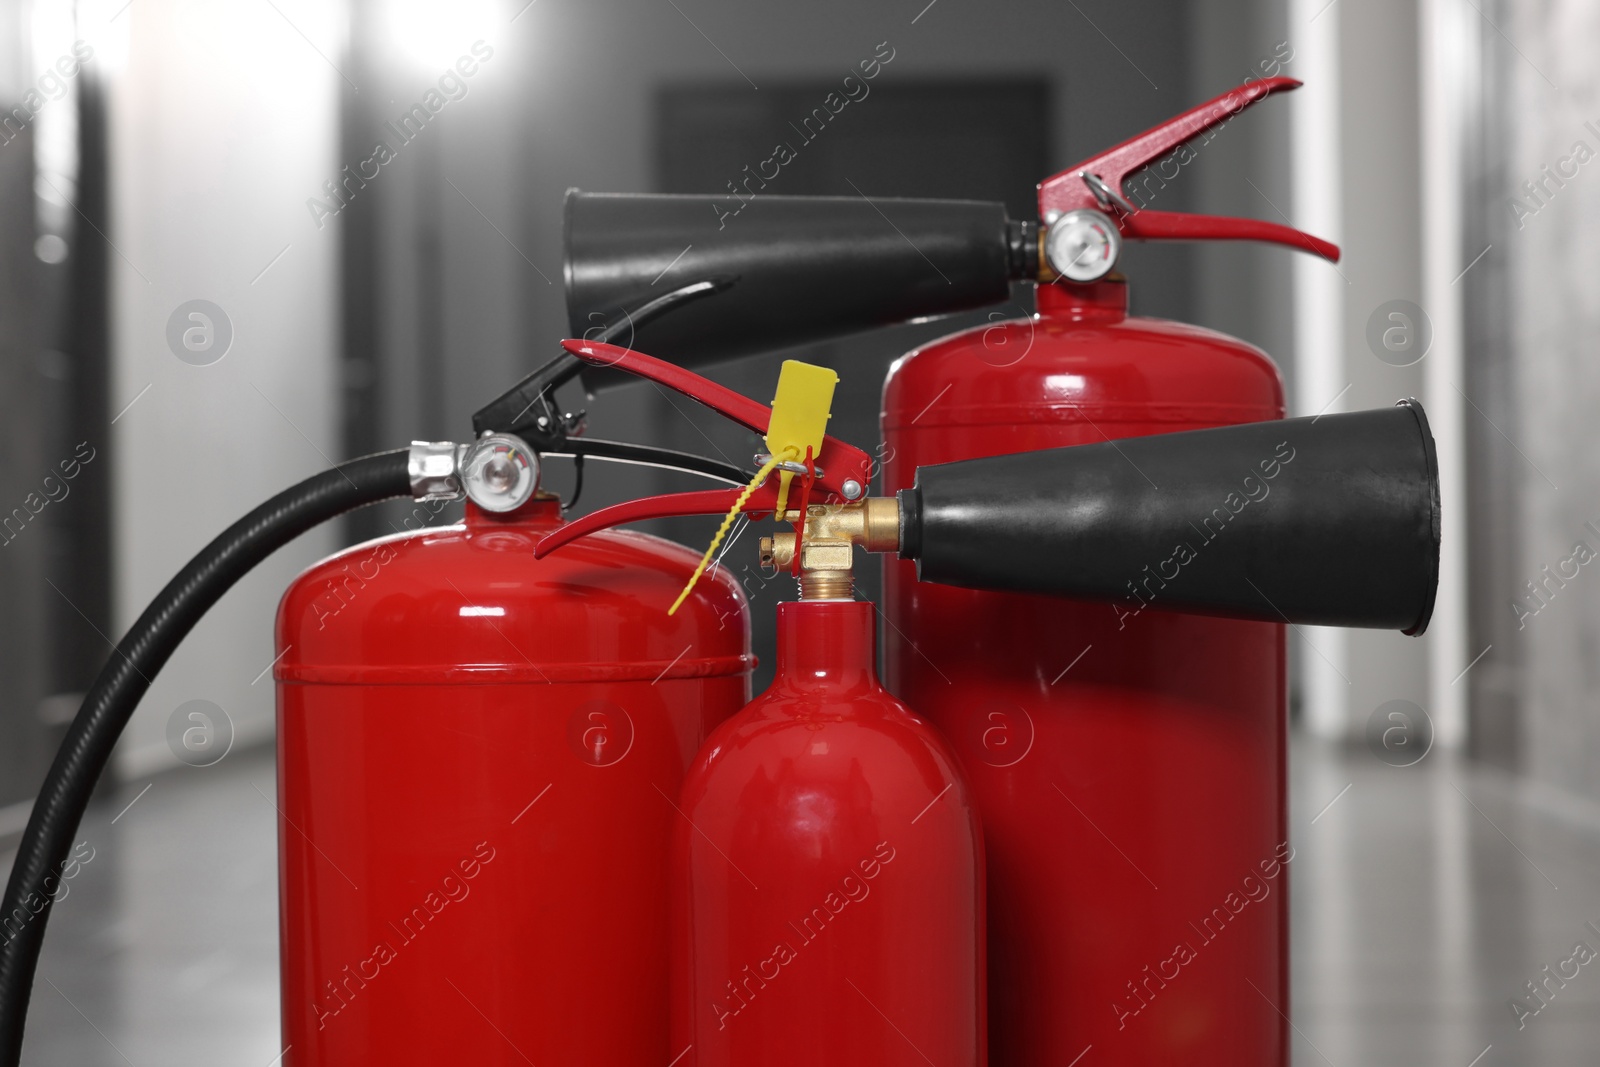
671, 595, 983, 1067
533, 340, 987, 1067
539, 339, 1439, 1067
558, 77, 1364, 1067
273, 433, 754, 1065
880, 81, 1340, 1067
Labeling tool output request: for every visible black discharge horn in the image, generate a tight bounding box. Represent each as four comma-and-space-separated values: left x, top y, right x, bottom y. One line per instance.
563, 191, 1036, 388
897, 401, 1441, 634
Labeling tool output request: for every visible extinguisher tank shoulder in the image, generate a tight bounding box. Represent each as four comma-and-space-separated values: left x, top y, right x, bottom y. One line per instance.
274, 498, 751, 686
690, 682, 954, 781
679, 688, 979, 871
883, 307, 1284, 438
679, 603, 977, 843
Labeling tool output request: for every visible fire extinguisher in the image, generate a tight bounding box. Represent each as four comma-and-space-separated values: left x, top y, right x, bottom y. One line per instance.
538, 338, 1439, 1067
273, 479, 752, 1063
877, 86, 1342, 1066
0, 282, 763, 1067
560, 77, 1368, 1066
537, 342, 984, 1067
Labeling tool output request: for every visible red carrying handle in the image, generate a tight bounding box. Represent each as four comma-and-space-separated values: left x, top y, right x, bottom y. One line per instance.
534, 341, 874, 558
1039, 76, 1339, 262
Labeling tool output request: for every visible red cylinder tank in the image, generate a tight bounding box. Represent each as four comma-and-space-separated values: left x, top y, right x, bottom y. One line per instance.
672, 600, 984, 1067
882, 278, 1290, 1066
274, 496, 751, 1066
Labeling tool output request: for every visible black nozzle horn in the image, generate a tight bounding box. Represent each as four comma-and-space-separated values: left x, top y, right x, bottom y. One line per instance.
564, 190, 1031, 389
899, 401, 1441, 633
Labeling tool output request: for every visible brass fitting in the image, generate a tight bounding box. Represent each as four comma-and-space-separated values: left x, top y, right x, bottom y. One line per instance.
1037, 225, 1056, 283
759, 498, 899, 566
757, 499, 899, 601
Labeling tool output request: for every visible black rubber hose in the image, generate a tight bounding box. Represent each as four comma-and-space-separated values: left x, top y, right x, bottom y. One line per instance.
0, 449, 412, 1066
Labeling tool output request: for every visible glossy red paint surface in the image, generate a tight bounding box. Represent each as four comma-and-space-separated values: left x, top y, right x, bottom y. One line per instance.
274, 497, 751, 1066
882, 278, 1291, 1066
673, 600, 984, 1067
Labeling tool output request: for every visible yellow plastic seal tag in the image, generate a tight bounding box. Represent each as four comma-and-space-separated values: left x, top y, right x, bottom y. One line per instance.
667, 360, 838, 615
765, 360, 838, 515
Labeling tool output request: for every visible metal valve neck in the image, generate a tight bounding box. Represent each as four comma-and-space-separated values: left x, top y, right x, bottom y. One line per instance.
799, 569, 854, 602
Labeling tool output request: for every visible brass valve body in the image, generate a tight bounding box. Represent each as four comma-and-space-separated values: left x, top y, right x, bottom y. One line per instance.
758, 498, 899, 601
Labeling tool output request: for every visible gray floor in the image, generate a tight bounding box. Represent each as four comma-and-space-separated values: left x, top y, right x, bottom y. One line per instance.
6, 735, 1600, 1065
8, 746, 282, 1067
1291, 736, 1600, 1066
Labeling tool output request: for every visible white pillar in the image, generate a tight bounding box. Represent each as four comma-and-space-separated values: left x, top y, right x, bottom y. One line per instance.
1419, 0, 1470, 748
1289, 0, 1349, 738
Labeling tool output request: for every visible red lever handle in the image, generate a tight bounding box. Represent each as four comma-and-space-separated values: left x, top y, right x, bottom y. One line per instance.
1039, 76, 1339, 263
563, 340, 777, 435
535, 487, 768, 558
1121, 210, 1339, 261
535, 340, 875, 557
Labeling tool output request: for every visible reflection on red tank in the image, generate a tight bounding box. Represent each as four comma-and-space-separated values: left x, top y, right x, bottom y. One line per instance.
672, 600, 984, 1067
275, 497, 751, 1066
883, 278, 1290, 1067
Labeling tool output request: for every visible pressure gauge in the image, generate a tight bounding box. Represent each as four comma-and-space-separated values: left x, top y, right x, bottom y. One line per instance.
461, 433, 540, 512
1044, 208, 1121, 283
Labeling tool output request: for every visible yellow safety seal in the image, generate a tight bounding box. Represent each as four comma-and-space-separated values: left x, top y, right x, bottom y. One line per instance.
668, 360, 838, 615
765, 360, 838, 515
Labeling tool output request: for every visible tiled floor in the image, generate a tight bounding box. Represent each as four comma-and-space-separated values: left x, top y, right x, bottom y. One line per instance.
1290, 736, 1600, 1066
10, 746, 282, 1066
7, 734, 1600, 1064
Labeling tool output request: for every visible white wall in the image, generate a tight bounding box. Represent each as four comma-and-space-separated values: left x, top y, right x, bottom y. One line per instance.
106, 0, 343, 777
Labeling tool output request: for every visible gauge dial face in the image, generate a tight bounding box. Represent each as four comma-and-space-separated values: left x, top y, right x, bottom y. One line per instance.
463, 434, 540, 512
1045, 209, 1121, 283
